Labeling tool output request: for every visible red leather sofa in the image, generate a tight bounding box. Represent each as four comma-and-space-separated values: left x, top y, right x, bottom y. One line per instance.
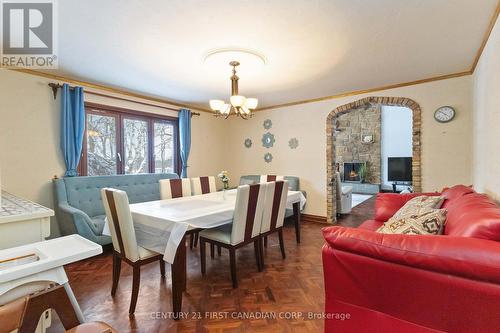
322, 185, 500, 333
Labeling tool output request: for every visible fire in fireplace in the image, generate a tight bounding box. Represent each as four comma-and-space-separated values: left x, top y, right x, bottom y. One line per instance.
343, 162, 365, 182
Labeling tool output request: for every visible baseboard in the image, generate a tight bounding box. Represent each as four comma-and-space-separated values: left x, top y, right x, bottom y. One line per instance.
301, 213, 328, 224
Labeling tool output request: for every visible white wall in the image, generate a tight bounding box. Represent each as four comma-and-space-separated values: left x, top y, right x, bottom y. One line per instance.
381, 106, 413, 190
226, 76, 474, 217
0, 70, 227, 237
473, 17, 500, 202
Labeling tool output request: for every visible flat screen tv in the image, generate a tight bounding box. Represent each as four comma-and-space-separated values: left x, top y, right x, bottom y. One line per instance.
388, 157, 412, 182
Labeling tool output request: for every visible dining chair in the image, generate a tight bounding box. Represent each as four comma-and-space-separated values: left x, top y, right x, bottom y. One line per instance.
199, 183, 266, 288
190, 176, 217, 195
160, 178, 199, 249
259, 180, 289, 269
260, 175, 284, 183
0, 285, 117, 333
160, 178, 192, 200
101, 188, 165, 315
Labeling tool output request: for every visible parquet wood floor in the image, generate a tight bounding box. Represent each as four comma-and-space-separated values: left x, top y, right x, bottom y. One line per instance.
48, 198, 375, 333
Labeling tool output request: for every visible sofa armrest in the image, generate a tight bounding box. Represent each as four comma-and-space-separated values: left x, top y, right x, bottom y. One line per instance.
58, 202, 101, 237
323, 226, 500, 284
374, 192, 441, 222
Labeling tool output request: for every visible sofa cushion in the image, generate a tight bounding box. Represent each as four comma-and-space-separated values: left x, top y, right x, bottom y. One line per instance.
90, 215, 106, 235
443, 192, 500, 241
374, 193, 441, 222
377, 209, 447, 235
391, 195, 444, 220
441, 185, 474, 207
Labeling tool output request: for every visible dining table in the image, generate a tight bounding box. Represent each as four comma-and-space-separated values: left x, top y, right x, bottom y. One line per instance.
103, 188, 306, 317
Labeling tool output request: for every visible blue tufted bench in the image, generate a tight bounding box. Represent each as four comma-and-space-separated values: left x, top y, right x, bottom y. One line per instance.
53, 173, 179, 245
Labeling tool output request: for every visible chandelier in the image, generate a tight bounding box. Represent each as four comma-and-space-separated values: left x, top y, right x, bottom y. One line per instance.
209, 61, 258, 119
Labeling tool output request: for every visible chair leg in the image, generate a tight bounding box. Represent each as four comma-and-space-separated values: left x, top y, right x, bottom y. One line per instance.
210, 243, 215, 259
159, 258, 166, 277
200, 239, 206, 275
190, 233, 194, 249
278, 229, 286, 259
129, 265, 141, 315
264, 236, 268, 247
259, 237, 265, 269
217, 245, 222, 256
111, 252, 121, 296
229, 248, 237, 288
254, 240, 262, 272
194, 232, 199, 247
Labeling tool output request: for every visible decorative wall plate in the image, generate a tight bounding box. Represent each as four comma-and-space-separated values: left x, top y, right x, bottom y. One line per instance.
288, 138, 299, 149
244, 138, 252, 148
264, 153, 273, 163
263, 119, 272, 130
262, 132, 275, 148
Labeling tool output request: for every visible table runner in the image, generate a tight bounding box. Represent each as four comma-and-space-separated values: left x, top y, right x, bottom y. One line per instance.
103, 189, 306, 263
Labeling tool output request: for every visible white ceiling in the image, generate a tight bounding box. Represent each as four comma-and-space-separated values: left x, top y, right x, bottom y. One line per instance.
49, 0, 498, 109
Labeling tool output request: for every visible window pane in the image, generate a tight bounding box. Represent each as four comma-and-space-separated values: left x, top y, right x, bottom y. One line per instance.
124, 118, 149, 174
86, 113, 117, 176
154, 122, 175, 173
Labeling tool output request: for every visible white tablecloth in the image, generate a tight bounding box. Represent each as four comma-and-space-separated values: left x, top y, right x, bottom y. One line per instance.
103, 189, 306, 263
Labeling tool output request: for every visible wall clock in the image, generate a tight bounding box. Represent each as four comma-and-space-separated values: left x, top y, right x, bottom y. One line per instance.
434, 106, 456, 123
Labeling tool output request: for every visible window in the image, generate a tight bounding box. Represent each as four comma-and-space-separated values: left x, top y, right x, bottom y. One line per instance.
79, 103, 180, 176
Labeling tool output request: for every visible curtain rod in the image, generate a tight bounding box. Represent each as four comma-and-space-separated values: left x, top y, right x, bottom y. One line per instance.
48, 83, 201, 116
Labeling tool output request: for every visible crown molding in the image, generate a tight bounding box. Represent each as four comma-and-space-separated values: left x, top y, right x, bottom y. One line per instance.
256, 70, 472, 111
8, 68, 212, 113
471, 0, 500, 72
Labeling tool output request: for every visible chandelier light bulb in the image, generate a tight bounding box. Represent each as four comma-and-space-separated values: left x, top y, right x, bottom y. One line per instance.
230, 95, 246, 107
209, 99, 224, 111
245, 98, 258, 110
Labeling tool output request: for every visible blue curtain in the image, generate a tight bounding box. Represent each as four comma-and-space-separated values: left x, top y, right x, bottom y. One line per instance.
178, 109, 192, 177
61, 84, 85, 177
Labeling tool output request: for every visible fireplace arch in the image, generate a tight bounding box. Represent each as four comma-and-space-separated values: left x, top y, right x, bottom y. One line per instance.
326, 97, 422, 223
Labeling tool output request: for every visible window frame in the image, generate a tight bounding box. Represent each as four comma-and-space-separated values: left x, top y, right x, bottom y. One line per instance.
79, 102, 181, 176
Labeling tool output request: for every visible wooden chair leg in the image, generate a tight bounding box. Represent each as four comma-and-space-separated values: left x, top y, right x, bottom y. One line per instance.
190, 234, 194, 249
259, 237, 265, 269
264, 236, 268, 247
159, 258, 166, 277
229, 248, 237, 288
194, 232, 199, 247
217, 245, 222, 256
129, 265, 141, 315
200, 239, 206, 275
111, 252, 121, 296
210, 243, 215, 259
254, 240, 262, 272
278, 229, 286, 259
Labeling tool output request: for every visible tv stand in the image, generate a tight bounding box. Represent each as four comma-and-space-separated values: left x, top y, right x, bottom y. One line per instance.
392, 182, 412, 193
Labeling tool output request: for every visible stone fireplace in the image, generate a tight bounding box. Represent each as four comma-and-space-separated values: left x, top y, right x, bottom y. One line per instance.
334, 104, 381, 184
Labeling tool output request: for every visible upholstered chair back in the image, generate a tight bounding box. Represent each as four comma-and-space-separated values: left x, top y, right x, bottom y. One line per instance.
190, 176, 217, 195
261, 181, 289, 233
335, 172, 343, 198
160, 178, 192, 199
230, 183, 267, 245
260, 175, 284, 183
101, 188, 141, 262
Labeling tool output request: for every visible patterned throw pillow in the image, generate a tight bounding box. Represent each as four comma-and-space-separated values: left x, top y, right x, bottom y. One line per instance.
377, 208, 447, 235
392, 195, 444, 219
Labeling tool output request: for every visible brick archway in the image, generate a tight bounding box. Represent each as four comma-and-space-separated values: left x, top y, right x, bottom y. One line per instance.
326, 97, 422, 223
